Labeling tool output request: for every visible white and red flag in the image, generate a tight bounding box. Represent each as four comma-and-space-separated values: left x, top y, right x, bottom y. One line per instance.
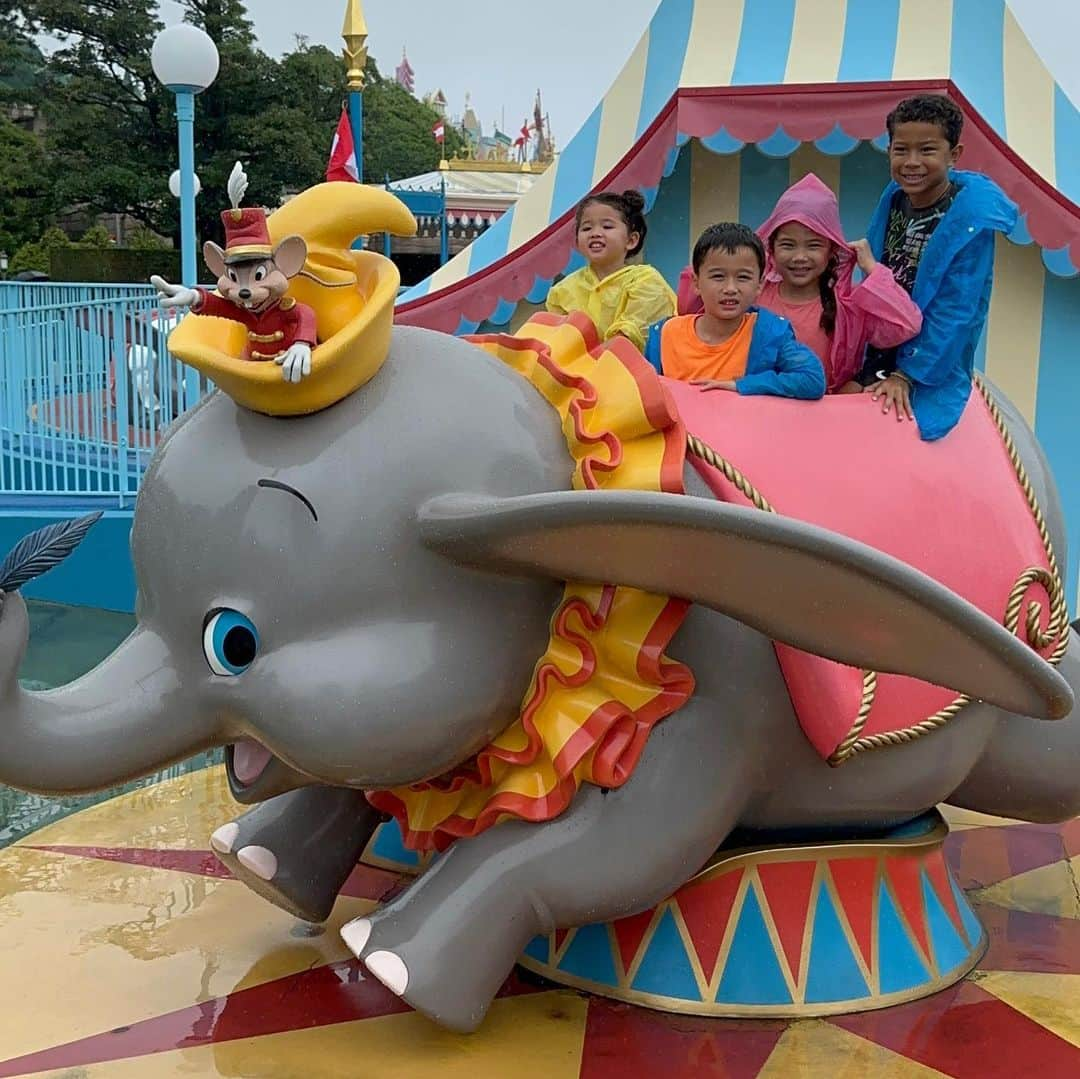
432, 119, 446, 144
326, 109, 358, 182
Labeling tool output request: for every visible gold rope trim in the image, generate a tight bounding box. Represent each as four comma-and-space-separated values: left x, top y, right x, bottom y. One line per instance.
685, 373, 1070, 766
686, 434, 775, 512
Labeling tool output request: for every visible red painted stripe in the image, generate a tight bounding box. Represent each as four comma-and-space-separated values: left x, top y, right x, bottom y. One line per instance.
28, 845, 233, 878
30, 845, 401, 904
831, 979, 1080, 1077
578, 999, 785, 1079
977, 901, 1080, 975
945, 824, 1067, 891
0, 963, 542, 1077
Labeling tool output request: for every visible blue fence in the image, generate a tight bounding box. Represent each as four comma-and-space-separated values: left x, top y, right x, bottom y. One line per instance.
0, 281, 204, 507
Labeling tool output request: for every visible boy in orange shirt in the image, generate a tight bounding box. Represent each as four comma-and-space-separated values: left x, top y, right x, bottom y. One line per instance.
643, 223, 825, 399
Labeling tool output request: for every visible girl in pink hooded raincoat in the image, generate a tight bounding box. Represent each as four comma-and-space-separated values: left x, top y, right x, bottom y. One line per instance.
676, 173, 922, 392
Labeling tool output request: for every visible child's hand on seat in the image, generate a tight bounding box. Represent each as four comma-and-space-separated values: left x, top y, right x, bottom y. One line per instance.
691, 379, 737, 392
870, 373, 914, 420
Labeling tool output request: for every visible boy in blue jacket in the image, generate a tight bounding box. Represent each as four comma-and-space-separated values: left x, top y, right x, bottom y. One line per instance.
861, 94, 1018, 440
643, 223, 825, 400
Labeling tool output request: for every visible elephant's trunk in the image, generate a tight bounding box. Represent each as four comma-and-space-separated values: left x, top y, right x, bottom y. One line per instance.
0, 594, 218, 794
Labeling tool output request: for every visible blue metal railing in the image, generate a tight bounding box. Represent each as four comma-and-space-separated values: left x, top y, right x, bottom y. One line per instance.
0, 281, 202, 507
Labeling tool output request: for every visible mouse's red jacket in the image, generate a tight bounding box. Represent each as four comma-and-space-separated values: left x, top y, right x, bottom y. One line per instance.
192, 290, 317, 361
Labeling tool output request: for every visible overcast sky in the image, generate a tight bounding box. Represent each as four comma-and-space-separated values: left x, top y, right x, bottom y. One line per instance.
150, 0, 1079, 145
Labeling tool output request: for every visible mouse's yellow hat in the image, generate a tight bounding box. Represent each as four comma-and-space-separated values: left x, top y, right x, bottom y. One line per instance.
167, 182, 417, 416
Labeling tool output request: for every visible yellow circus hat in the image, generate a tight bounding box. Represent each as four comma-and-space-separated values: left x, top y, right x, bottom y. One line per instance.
166, 182, 417, 416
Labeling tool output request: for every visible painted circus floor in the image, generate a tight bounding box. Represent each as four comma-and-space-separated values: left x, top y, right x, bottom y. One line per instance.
2, 606, 1080, 1076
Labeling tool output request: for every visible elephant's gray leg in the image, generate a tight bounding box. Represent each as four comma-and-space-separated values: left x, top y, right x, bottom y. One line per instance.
340, 701, 754, 1031
212, 785, 381, 922
949, 629, 1080, 822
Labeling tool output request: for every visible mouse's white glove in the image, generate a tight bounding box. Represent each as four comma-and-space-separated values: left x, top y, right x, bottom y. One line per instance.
277, 342, 312, 384
150, 275, 200, 310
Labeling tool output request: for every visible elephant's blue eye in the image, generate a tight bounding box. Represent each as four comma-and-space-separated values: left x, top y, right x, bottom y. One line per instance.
203, 609, 259, 676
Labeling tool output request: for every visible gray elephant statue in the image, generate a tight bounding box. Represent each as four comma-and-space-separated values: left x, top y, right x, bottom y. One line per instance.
2, 187, 1077, 1036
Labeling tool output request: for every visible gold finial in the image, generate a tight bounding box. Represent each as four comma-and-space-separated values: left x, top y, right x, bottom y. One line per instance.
342, 0, 368, 91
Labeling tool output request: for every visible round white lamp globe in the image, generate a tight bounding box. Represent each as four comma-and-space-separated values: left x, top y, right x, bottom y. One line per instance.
168, 170, 202, 198
151, 24, 220, 93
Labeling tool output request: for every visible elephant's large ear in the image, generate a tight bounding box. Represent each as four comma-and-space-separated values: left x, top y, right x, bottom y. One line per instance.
419, 491, 1072, 721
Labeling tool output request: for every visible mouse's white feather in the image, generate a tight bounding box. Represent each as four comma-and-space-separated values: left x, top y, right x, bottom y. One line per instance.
227, 162, 249, 209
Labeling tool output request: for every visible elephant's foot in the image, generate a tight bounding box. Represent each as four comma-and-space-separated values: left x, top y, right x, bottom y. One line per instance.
339, 904, 521, 1032
210, 785, 383, 924
212, 821, 328, 922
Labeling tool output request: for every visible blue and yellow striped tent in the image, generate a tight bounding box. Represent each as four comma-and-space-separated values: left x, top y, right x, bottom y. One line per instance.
396, 0, 1080, 607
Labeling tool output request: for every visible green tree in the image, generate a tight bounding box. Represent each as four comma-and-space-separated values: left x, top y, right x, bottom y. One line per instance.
14, 0, 474, 257
78, 224, 114, 248
0, 115, 57, 253
9, 225, 72, 275
0, 19, 47, 105
15, 0, 176, 237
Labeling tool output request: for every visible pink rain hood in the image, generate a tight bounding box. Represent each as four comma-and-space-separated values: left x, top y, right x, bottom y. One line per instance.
757, 173, 855, 292
677, 172, 922, 389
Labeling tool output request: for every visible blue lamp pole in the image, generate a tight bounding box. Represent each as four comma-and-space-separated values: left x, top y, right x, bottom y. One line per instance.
151, 24, 219, 405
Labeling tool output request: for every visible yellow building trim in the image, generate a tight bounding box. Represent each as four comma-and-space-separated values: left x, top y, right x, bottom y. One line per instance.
507, 154, 559, 253
785, 0, 847, 85
1002, 7, 1056, 188
788, 144, 842, 194
984, 237, 1045, 428
893, 0, 953, 81
592, 33, 651, 187
690, 142, 741, 246
681, 0, 745, 89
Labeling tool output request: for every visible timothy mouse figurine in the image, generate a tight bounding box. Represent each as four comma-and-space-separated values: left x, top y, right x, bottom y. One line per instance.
152, 162, 317, 384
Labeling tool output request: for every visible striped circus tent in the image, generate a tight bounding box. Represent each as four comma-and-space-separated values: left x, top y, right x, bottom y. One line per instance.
395, 0, 1080, 613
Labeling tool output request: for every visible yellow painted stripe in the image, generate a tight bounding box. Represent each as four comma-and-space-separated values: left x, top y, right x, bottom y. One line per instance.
785, 0, 847, 85
788, 144, 842, 194
984, 237, 1044, 427
1002, 7, 1056, 187
426, 246, 473, 293
690, 141, 741, 241
592, 31, 651, 186
681, 0, 745, 89
893, 0, 953, 80
507, 156, 560, 253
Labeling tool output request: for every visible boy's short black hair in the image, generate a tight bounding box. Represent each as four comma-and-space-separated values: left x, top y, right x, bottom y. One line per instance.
692, 223, 765, 276
886, 94, 964, 148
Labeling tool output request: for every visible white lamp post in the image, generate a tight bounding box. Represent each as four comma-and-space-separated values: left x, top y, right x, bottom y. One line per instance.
152, 25, 218, 403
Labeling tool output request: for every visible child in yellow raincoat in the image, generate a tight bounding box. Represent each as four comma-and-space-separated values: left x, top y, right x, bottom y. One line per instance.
546, 190, 676, 351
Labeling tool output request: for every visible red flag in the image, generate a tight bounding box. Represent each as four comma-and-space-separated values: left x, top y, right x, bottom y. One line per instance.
513, 121, 530, 148
326, 109, 358, 182
432, 120, 445, 144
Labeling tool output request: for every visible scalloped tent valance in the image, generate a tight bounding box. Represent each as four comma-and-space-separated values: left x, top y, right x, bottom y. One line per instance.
395, 0, 1080, 335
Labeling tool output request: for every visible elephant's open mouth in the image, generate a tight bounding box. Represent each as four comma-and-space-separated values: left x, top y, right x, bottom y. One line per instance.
225, 739, 314, 804
231, 739, 273, 785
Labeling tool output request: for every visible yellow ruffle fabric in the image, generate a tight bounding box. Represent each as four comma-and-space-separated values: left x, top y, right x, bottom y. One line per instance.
367, 312, 694, 851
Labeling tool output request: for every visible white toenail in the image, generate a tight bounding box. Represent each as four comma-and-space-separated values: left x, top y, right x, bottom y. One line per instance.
237, 845, 277, 881
366, 950, 409, 996
340, 917, 372, 957
210, 822, 239, 854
